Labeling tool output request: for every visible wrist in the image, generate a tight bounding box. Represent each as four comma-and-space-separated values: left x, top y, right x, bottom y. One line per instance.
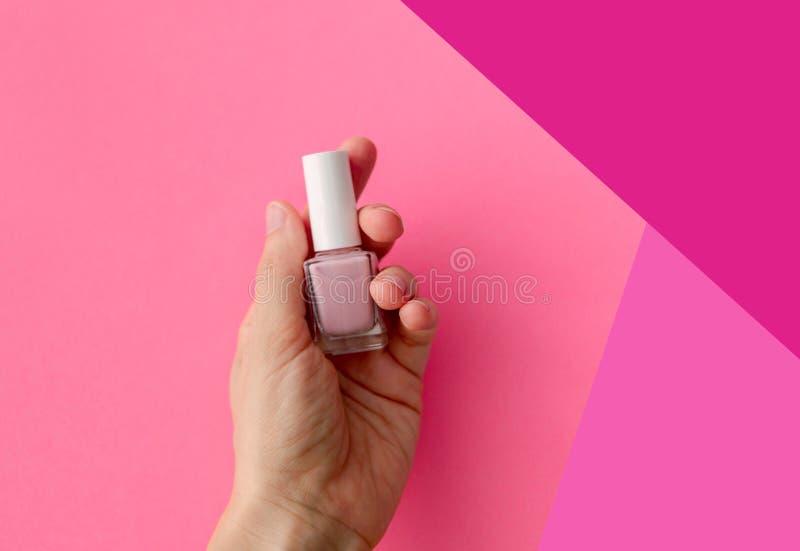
209, 492, 371, 551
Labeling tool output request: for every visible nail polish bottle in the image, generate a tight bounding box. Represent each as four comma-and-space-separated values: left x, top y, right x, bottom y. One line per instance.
302, 150, 388, 355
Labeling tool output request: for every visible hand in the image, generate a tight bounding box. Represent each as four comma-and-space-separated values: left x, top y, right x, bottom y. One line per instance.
208, 137, 438, 550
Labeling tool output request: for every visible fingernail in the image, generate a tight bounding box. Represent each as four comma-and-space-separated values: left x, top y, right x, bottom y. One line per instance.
267, 202, 286, 234
374, 205, 401, 218
409, 299, 430, 311
375, 274, 405, 291
369, 205, 404, 235
374, 274, 407, 302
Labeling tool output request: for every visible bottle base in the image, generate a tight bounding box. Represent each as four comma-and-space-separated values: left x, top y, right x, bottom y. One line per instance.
316, 330, 388, 356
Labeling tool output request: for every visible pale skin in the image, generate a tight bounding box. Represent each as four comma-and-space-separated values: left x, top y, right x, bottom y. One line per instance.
208, 137, 438, 550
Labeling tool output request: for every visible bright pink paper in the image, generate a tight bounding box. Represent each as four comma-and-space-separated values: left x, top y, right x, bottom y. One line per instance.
540, 227, 800, 550
0, 1, 642, 548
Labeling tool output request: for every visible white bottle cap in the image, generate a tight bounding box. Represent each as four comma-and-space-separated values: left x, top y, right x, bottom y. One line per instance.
302, 150, 362, 252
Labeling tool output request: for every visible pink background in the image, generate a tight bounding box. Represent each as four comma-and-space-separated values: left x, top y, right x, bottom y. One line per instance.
0, 1, 641, 549
3, 1, 797, 549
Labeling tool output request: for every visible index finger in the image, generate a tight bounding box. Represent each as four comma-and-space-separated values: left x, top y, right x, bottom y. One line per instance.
341, 136, 377, 200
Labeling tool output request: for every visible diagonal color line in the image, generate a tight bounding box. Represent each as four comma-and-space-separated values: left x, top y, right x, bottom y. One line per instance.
400, 0, 800, 358
540, 225, 800, 550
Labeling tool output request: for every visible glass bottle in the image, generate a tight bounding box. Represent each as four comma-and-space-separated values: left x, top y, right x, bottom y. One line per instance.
302, 150, 387, 355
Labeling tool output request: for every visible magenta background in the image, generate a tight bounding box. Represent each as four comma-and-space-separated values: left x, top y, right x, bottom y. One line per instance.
400, 0, 800, 357
0, 1, 643, 549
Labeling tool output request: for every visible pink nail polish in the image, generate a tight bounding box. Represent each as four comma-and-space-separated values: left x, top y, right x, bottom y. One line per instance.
302, 151, 388, 355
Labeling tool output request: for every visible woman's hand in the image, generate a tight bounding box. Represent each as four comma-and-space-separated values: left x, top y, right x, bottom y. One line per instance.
208, 137, 438, 550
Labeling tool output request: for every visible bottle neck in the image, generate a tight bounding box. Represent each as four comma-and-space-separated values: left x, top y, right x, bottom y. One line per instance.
314, 245, 363, 257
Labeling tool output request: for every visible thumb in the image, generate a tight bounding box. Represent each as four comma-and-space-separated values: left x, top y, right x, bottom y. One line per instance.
242, 201, 311, 359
